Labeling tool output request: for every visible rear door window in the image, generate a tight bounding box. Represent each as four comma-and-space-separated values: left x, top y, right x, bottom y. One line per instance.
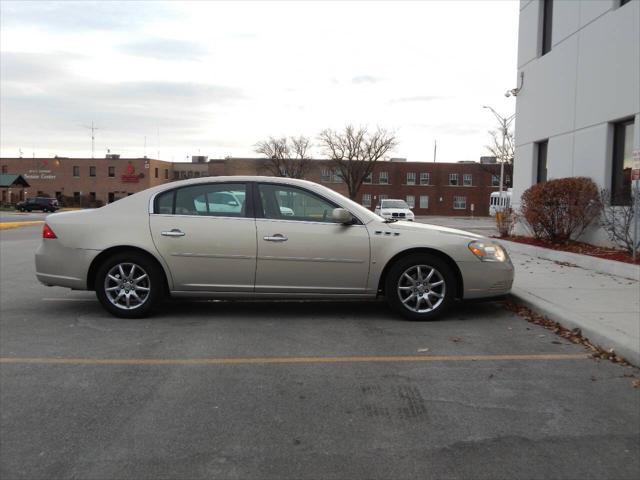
155, 183, 248, 217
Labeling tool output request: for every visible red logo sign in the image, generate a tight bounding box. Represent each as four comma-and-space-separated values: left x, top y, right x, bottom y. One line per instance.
121, 162, 139, 183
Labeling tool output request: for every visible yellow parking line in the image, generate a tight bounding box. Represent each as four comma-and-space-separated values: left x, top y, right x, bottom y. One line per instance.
0, 221, 44, 230
0, 353, 589, 366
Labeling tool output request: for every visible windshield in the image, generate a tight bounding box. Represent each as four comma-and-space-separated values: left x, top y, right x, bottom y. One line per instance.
381, 200, 409, 209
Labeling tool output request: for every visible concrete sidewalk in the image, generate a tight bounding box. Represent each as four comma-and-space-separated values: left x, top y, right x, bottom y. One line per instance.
502, 240, 640, 366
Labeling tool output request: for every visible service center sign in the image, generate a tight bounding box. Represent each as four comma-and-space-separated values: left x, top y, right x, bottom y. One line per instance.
24, 159, 56, 180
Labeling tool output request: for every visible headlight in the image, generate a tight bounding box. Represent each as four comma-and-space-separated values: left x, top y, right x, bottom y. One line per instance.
468, 241, 508, 262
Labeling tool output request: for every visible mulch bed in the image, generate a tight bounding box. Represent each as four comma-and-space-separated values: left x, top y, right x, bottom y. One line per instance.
497, 235, 640, 265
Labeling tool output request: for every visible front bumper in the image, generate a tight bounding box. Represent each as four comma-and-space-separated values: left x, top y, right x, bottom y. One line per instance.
457, 259, 514, 299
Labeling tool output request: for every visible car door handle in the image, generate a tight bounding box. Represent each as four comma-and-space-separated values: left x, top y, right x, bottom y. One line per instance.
161, 229, 185, 237
263, 234, 288, 242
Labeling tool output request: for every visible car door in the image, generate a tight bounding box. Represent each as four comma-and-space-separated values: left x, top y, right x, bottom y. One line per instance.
254, 183, 370, 294
149, 182, 257, 292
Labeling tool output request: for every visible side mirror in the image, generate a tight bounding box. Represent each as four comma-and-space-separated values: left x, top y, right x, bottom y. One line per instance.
332, 208, 354, 224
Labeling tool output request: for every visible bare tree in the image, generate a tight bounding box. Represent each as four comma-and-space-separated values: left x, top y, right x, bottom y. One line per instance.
254, 136, 313, 179
318, 125, 397, 200
485, 128, 515, 165
481, 127, 515, 188
600, 189, 638, 254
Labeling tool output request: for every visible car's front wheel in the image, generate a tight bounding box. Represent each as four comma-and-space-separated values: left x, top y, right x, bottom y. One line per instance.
95, 252, 164, 318
385, 254, 456, 321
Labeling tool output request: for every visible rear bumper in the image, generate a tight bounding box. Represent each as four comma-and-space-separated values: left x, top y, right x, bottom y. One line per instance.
35, 240, 100, 290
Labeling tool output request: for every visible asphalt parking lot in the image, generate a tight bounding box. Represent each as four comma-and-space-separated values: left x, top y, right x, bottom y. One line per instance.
1, 226, 639, 480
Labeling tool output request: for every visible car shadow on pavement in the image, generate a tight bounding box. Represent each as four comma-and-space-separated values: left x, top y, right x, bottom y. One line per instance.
148, 297, 504, 322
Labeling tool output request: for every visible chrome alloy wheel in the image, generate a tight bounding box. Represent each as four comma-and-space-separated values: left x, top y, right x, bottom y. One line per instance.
103, 263, 151, 310
396, 264, 446, 313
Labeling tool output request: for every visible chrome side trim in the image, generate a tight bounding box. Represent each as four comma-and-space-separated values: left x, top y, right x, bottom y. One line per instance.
170, 253, 255, 260
257, 255, 364, 264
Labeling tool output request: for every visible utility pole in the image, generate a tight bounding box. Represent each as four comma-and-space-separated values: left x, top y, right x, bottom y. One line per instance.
482, 106, 515, 194
433, 140, 437, 163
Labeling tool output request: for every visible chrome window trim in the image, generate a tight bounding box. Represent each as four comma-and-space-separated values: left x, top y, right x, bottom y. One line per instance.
150, 213, 255, 222
255, 217, 366, 227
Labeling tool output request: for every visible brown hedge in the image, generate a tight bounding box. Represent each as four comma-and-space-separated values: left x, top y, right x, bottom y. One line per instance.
520, 177, 602, 243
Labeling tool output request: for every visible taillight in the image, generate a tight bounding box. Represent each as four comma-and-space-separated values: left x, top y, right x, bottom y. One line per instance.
42, 224, 57, 239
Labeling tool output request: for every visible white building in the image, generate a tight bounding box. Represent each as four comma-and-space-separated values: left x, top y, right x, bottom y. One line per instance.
513, 0, 639, 243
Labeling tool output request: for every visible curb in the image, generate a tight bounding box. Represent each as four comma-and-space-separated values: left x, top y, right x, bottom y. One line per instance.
509, 289, 639, 367
499, 239, 640, 280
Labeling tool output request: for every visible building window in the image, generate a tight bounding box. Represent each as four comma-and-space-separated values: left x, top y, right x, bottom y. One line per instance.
406, 172, 416, 185
174, 171, 180, 180
73, 192, 80, 204
55, 191, 61, 199
611, 118, 635, 205
89, 192, 96, 202
420, 195, 429, 209
420, 172, 430, 185
73, 166, 80, 177
164, 169, 169, 179
108, 192, 115, 203
1, 165, 7, 174
194, 172, 201, 178
536, 139, 548, 184
155, 167, 159, 178
541, 0, 553, 56
453, 195, 467, 210
449, 173, 459, 186
406, 195, 415, 208
321, 169, 331, 182
108, 166, 115, 177
379, 171, 389, 184
491, 175, 500, 186
89, 166, 96, 177
363, 173, 372, 184
332, 170, 343, 183
463, 174, 472, 186
362, 193, 372, 207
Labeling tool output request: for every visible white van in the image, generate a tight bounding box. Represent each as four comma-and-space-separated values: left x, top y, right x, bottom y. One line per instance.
489, 189, 512, 216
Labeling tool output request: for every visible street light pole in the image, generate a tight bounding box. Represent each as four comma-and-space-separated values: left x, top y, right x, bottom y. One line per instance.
482, 106, 515, 194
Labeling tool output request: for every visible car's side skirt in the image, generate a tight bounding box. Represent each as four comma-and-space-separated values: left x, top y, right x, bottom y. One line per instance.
170, 291, 378, 300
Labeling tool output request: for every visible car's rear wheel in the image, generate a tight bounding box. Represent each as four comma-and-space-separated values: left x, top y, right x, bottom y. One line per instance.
385, 253, 456, 321
95, 252, 164, 318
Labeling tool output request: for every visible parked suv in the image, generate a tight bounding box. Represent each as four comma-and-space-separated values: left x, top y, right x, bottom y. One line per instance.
374, 199, 415, 221
16, 197, 59, 213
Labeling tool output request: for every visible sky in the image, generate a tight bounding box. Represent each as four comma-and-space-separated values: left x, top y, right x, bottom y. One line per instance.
0, 0, 519, 163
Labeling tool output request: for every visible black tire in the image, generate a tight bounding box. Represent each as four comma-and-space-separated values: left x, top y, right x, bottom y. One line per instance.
385, 253, 456, 321
95, 251, 165, 318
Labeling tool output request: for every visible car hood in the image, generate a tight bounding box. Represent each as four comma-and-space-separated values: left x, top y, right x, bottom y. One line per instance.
388, 220, 483, 240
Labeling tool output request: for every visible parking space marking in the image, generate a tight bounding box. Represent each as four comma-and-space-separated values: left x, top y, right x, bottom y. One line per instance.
0, 221, 44, 230
0, 353, 589, 366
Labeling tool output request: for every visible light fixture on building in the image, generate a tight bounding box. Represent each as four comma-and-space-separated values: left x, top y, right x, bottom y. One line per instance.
505, 72, 524, 97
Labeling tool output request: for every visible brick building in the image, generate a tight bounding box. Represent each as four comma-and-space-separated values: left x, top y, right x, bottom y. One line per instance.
0, 156, 509, 216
